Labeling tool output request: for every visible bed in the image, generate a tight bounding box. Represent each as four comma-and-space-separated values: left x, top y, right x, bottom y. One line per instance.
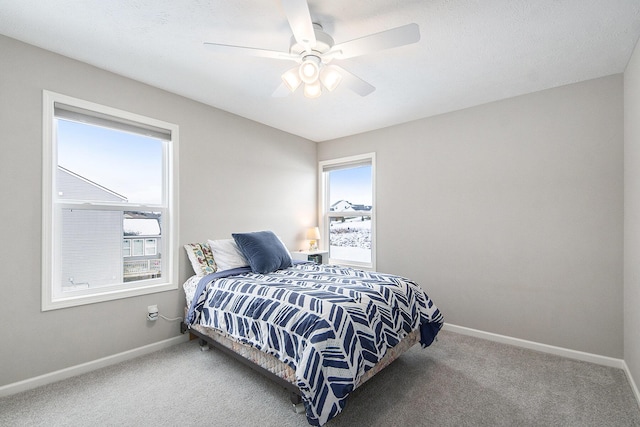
181, 231, 443, 426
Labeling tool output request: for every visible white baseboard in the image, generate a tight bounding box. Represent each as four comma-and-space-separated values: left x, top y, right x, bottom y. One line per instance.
623, 361, 640, 410
442, 323, 625, 369
4, 326, 638, 409
0, 335, 189, 398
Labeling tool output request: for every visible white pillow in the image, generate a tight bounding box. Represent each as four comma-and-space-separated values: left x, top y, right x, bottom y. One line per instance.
208, 238, 249, 271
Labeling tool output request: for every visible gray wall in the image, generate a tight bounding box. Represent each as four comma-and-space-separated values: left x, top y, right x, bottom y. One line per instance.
624, 38, 640, 388
318, 75, 624, 358
0, 35, 316, 387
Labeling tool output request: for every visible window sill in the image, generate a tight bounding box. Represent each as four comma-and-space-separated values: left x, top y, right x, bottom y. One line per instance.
42, 281, 177, 311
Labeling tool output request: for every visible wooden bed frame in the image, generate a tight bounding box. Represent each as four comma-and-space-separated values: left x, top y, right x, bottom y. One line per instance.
180, 319, 420, 409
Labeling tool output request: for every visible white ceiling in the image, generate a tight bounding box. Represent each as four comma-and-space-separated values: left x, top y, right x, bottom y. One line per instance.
1, 0, 640, 142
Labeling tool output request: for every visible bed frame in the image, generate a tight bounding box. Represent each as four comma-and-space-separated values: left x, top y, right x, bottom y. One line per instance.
180, 320, 420, 410
181, 321, 304, 406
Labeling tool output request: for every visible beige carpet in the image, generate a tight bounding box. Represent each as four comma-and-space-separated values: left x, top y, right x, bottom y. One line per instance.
1, 330, 639, 426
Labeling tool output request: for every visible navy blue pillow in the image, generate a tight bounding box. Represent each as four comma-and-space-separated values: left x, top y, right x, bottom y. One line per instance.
232, 231, 292, 274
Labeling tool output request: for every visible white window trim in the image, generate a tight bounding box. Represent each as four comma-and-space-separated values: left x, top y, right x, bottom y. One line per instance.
319, 153, 376, 270
42, 90, 179, 311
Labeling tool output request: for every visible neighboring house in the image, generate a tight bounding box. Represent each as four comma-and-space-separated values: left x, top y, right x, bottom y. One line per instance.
330, 200, 372, 212
123, 213, 162, 282
58, 166, 126, 290
350, 203, 372, 211
57, 166, 161, 289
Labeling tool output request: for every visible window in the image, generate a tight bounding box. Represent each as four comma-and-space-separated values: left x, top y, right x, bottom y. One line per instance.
123, 238, 158, 257
145, 239, 157, 256
319, 153, 375, 269
42, 91, 179, 310
132, 239, 145, 256
123, 240, 131, 257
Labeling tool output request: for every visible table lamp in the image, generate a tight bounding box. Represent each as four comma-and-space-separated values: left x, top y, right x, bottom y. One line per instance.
306, 227, 320, 251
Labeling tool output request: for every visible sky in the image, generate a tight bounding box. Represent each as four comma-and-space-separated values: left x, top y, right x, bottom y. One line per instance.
328, 165, 372, 206
56, 119, 163, 205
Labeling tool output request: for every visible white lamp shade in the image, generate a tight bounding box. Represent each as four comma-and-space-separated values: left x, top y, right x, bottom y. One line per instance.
320, 66, 343, 92
304, 81, 322, 98
281, 67, 301, 92
299, 57, 320, 84
306, 227, 321, 240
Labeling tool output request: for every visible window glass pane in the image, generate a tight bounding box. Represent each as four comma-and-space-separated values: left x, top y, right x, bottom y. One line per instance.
328, 165, 372, 212
122, 213, 162, 282
325, 161, 373, 265
56, 119, 163, 205
122, 209, 161, 275
58, 209, 164, 289
329, 215, 372, 264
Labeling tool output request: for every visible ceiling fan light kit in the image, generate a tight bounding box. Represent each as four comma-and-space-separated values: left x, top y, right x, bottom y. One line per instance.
299, 55, 321, 84
204, 0, 420, 99
280, 58, 342, 97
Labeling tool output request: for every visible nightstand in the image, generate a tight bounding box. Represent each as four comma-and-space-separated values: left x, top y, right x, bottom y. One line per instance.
291, 250, 329, 264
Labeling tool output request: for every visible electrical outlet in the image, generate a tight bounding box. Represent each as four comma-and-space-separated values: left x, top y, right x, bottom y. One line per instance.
147, 304, 159, 321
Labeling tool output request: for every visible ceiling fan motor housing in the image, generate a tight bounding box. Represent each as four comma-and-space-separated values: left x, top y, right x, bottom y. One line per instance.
289, 23, 334, 57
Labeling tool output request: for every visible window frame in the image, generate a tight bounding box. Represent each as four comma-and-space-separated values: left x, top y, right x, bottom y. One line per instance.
319, 153, 376, 270
42, 90, 179, 311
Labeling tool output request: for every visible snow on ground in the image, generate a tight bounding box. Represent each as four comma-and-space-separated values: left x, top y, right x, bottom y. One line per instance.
329, 218, 371, 263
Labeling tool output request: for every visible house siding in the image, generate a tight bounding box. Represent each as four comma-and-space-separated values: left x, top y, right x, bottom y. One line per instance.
57, 167, 125, 289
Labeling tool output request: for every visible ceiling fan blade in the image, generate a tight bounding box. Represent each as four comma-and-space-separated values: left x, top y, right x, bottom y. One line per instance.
203, 42, 297, 61
281, 0, 316, 50
331, 23, 420, 59
272, 82, 292, 97
333, 65, 375, 97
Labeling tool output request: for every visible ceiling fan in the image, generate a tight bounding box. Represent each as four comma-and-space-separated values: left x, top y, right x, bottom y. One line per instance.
203, 0, 420, 98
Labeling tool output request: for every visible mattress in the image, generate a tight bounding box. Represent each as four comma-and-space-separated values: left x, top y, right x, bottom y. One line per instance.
187, 318, 420, 388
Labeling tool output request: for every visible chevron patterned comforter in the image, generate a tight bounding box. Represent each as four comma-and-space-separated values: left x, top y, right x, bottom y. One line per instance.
186, 262, 443, 426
